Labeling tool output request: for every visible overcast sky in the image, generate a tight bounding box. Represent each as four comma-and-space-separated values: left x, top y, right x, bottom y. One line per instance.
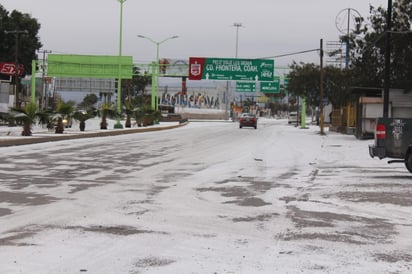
2, 0, 388, 68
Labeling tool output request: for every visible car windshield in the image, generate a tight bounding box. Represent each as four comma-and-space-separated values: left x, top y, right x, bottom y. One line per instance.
241, 113, 255, 118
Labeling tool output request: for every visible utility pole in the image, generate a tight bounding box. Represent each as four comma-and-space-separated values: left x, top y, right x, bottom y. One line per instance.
38, 49, 52, 109
320, 39, 325, 135
383, 0, 393, 118
4, 30, 28, 108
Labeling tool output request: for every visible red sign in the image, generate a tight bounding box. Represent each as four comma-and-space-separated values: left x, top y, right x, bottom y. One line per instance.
188, 57, 206, 80
0, 62, 24, 76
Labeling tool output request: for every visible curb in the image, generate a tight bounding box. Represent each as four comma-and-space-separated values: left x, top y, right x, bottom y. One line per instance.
0, 122, 188, 147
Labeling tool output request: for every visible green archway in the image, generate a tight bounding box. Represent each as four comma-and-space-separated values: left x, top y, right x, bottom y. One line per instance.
45, 54, 133, 128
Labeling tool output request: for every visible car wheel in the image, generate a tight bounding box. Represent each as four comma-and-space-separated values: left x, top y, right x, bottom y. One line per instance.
405, 149, 412, 173
239, 125, 242, 128
254, 126, 257, 129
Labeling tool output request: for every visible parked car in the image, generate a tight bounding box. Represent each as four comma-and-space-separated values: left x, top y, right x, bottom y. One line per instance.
239, 113, 257, 129
288, 112, 300, 124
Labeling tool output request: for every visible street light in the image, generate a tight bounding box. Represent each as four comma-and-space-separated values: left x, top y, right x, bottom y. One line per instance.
114, 0, 127, 129
137, 35, 178, 110
233, 23, 243, 58
230, 23, 243, 120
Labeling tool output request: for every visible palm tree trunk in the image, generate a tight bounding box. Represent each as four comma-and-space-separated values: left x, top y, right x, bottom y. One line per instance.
100, 114, 107, 130
125, 115, 131, 128
80, 121, 86, 131
22, 122, 32, 136
55, 117, 64, 134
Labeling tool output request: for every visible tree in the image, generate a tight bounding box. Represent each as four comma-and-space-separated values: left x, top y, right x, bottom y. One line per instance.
287, 62, 320, 107
121, 66, 152, 103
0, 5, 42, 76
56, 100, 75, 121
349, 0, 412, 90
123, 101, 135, 128
324, 66, 355, 108
134, 104, 161, 127
98, 103, 116, 130
72, 109, 96, 132
74, 94, 98, 131
9, 102, 48, 136
287, 62, 356, 109
77, 93, 98, 110
55, 100, 75, 133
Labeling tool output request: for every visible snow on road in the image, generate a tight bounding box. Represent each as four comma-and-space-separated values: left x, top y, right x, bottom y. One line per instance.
0, 118, 411, 273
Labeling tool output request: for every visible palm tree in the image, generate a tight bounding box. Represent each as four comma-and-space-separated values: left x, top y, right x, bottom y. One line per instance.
54, 115, 65, 134
123, 102, 135, 128
39, 110, 56, 131
98, 103, 116, 129
134, 104, 162, 127
10, 102, 49, 136
72, 109, 96, 131
134, 107, 145, 127
54, 100, 75, 134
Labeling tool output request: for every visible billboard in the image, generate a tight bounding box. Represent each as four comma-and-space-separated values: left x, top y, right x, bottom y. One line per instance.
0, 62, 24, 76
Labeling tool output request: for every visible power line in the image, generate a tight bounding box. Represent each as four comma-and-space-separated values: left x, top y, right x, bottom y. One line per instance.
258, 48, 320, 59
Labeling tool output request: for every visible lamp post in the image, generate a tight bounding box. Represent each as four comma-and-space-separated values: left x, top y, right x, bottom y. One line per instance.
137, 35, 178, 110
114, 0, 127, 129
230, 23, 243, 119
233, 23, 243, 58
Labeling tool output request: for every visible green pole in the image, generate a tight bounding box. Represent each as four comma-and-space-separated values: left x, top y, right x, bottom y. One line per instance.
31, 60, 36, 104
155, 42, 160, 111
151, 61, 157, 110
301, 97, 307, 128
114, 0, 126, 129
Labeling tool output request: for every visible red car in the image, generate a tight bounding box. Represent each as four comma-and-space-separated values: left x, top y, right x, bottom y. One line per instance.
239, 113, 257, 129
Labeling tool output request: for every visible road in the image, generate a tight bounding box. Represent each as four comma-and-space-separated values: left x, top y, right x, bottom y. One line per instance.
0, 118, 411, 273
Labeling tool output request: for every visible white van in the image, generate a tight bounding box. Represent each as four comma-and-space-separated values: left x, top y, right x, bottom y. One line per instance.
288, 112, 300, 124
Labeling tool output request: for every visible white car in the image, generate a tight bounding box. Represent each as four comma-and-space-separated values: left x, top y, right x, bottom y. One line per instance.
288, 112, 300, 124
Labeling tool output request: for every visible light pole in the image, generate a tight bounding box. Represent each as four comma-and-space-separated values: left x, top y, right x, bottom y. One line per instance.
230, 23, 243, 119
137, 35, 178, 110
114, 0, 127, 128
233, 23, 243, 58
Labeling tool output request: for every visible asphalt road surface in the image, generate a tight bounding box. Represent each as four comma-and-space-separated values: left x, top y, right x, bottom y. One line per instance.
0, 118, 411, 273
